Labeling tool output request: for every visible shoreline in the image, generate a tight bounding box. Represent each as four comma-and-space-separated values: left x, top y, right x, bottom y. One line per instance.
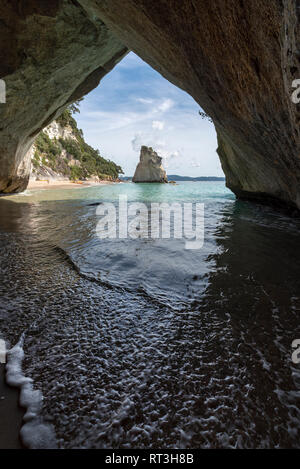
27, 179, 117, 191
0, 364, 24, 449
0, 178, 120, 448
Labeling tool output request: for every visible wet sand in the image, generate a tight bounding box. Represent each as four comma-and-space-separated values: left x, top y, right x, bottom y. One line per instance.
0, 179, 119, 449
0, 365, 24, 449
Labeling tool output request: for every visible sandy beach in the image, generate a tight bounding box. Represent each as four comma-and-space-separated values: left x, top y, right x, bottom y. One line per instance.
0, 365, 24, 449
27, 179, 115, 191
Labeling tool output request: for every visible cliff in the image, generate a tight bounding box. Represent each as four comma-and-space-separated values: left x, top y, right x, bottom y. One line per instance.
133, 146, 168, 183
0, 1, 299, 211
0, 1, 127, 193
29, 109, 123, 182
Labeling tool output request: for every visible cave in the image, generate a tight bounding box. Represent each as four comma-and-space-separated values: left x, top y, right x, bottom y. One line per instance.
0, 0, 299, 210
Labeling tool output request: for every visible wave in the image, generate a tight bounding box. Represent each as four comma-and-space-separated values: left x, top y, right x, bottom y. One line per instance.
52, 244, 189, 311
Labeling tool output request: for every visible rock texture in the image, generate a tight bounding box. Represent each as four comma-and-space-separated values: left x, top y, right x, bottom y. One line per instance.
30, 113, 122, 182
43, 121, 76, 143
1, 1, 300, 211
0, 0, 127, 192
133, 146, 168, 183
81, 0, 300, 210
29, 121, 78, 182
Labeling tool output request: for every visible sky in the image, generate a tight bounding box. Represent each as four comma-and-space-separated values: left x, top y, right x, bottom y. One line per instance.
76, 52, 223, 177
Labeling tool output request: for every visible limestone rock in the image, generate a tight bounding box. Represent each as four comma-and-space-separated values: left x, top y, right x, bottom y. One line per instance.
0, 0, 127, 192
29, 121, 79, 182
30, 116, 122, 182
86, 0, 300, 210
133, 146, 167, 183
0, 1, 300, 212
43, 121, 76, 142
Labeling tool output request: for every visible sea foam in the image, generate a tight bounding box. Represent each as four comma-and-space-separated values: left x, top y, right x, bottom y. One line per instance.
6, 334, 57, 449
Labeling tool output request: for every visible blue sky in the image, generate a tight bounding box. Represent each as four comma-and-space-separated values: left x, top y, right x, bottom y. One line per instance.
76, 52, 223, 177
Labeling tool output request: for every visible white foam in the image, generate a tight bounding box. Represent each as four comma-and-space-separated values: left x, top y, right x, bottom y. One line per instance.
15, 190, 34, 196
6, 334, 57, 449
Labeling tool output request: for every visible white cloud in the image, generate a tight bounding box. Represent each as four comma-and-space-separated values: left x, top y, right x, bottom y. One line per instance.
191, 160, 202, 168
159, 150, 182, 169
131, 133, 144, 152
157, 98, 174, 112
131, 131, 168, 154
152, 120, 165, 130
136, 97, 174, 115
131, 130, 183, 172
84, 109, 152, 132
82, 98, 173, 135
136, 98, 154, 105
76, 52, 222, 177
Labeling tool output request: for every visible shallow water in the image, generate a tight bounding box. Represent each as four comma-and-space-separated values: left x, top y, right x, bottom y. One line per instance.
0, 181, 299, 448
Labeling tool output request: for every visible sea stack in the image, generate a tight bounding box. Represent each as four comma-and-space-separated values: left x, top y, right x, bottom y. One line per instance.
132, 146, 168, 183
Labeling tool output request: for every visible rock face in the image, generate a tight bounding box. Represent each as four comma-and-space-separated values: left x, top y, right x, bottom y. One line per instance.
88, 0, 300, 210
30, 112, 122, 182
29, 120, 80, 182
43, 121, 76, 143
133, 146, 168, 183
0, 1, 300, 211
0, 0, 127, 192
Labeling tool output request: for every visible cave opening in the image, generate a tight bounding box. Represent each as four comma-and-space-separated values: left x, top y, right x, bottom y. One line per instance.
72, 52, 222, 182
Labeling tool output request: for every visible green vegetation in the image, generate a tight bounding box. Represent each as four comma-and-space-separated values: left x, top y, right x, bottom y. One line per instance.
33, 102, 123, 181
33, 133, 61, 172
198, 110, 212, 123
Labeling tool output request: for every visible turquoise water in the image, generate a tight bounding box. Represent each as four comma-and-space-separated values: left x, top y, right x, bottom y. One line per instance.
14, 179, 232, 203
0, 181, 300, 448
8, 182, 234, 307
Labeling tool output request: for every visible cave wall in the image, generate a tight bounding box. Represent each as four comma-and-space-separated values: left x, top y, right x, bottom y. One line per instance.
80, 0, 300, 209
0, 0, 300, 210
0, 0, 127, 192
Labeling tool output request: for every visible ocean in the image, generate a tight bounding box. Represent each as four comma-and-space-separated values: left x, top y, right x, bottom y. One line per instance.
0, 181, 299, 448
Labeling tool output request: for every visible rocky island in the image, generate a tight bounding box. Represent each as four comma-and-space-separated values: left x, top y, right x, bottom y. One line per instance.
133, 146, 168, 183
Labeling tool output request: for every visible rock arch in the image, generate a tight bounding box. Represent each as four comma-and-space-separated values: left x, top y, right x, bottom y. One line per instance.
0, 0, 299, 210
